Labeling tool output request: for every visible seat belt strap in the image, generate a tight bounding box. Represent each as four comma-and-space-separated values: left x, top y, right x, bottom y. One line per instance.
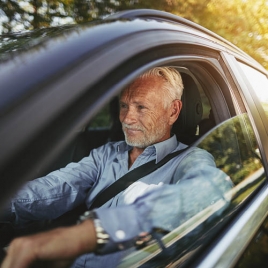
89, 147, 188, 209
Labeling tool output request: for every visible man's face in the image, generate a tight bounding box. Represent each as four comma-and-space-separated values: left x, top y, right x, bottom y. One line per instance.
119, 76, 172, 148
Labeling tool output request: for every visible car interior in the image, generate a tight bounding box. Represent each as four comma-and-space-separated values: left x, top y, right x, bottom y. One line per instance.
0, 68, 216, 248
43, 71, 215, 178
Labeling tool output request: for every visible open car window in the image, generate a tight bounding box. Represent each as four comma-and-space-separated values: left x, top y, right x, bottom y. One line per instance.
35, 69, 216, 177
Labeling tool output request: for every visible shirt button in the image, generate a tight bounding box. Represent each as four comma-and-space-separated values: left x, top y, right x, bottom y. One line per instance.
115, 230, 126, 239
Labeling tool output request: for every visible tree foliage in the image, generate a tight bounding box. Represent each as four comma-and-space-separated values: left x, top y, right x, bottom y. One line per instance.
196, 0, 268, 69
0, 0, 268, 69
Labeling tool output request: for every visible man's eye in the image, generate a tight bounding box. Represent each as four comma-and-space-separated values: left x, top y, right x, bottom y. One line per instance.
120, 103, 127, 109
138, 105, 145, 110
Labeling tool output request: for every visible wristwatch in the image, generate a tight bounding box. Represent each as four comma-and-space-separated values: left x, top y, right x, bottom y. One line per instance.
78, 210, 110, 253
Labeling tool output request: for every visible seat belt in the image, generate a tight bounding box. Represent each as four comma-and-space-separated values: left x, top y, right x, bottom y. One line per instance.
89, 147, 188, 209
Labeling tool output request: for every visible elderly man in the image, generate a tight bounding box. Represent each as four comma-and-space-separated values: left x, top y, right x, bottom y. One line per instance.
1, 67, 233, 268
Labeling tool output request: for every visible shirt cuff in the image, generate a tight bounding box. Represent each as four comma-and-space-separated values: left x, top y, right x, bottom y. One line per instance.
94, 204, 151, 254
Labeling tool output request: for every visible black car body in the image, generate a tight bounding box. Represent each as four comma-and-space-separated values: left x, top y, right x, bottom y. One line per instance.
1, 9, 268, 267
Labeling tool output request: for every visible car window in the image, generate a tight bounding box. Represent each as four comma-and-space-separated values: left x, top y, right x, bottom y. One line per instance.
197, 114, 262, 186
118, 113, 265, 267
237, 62, 268, 121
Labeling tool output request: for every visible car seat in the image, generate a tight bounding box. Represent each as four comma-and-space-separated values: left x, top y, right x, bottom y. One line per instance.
172, 73, 203, 145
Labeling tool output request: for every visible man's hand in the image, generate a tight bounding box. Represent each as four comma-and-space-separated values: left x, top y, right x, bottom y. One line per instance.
1, 220, 97, 268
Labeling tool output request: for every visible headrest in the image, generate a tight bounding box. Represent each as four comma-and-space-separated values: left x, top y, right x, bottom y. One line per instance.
172, 73, 203, 144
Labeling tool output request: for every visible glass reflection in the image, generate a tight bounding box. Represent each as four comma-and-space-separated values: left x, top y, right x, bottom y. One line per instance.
118, 114, 265, 268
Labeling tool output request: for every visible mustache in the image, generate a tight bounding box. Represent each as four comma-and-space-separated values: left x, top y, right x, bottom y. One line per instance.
122, 123, 144, 132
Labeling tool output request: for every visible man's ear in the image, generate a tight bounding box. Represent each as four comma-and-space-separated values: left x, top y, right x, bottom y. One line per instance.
169, 99, 182, 125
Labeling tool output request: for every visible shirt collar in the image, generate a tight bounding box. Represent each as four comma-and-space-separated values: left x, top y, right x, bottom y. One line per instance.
153, 135, 178, 163
117, 135, 178, 163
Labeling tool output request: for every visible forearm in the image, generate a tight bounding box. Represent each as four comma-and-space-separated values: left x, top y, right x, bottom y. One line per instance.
1, 219, 97, 268
11, 170, 94, 226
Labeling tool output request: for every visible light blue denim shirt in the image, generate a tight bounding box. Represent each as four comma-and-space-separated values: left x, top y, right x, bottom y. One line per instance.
10, 135, 233, 267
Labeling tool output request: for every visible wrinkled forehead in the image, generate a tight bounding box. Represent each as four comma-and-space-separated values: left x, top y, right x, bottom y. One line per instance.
120, 76, 166, 101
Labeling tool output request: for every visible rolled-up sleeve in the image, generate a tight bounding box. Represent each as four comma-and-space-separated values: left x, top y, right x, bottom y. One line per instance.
11, 150, 101, 226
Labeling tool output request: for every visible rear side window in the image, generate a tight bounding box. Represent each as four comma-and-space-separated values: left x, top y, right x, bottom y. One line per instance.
238, 62, 268, 120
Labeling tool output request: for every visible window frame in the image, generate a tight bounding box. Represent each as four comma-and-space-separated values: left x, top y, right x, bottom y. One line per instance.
220, 52, 268, 174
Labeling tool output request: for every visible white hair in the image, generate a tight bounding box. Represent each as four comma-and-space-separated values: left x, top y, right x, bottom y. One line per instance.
138, 67, 184, 107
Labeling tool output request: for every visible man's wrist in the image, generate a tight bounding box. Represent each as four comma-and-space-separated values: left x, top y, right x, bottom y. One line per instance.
78, 211, 110, 254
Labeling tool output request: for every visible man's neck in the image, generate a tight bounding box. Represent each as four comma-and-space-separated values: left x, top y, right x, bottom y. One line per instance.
128, 147, 145, 169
